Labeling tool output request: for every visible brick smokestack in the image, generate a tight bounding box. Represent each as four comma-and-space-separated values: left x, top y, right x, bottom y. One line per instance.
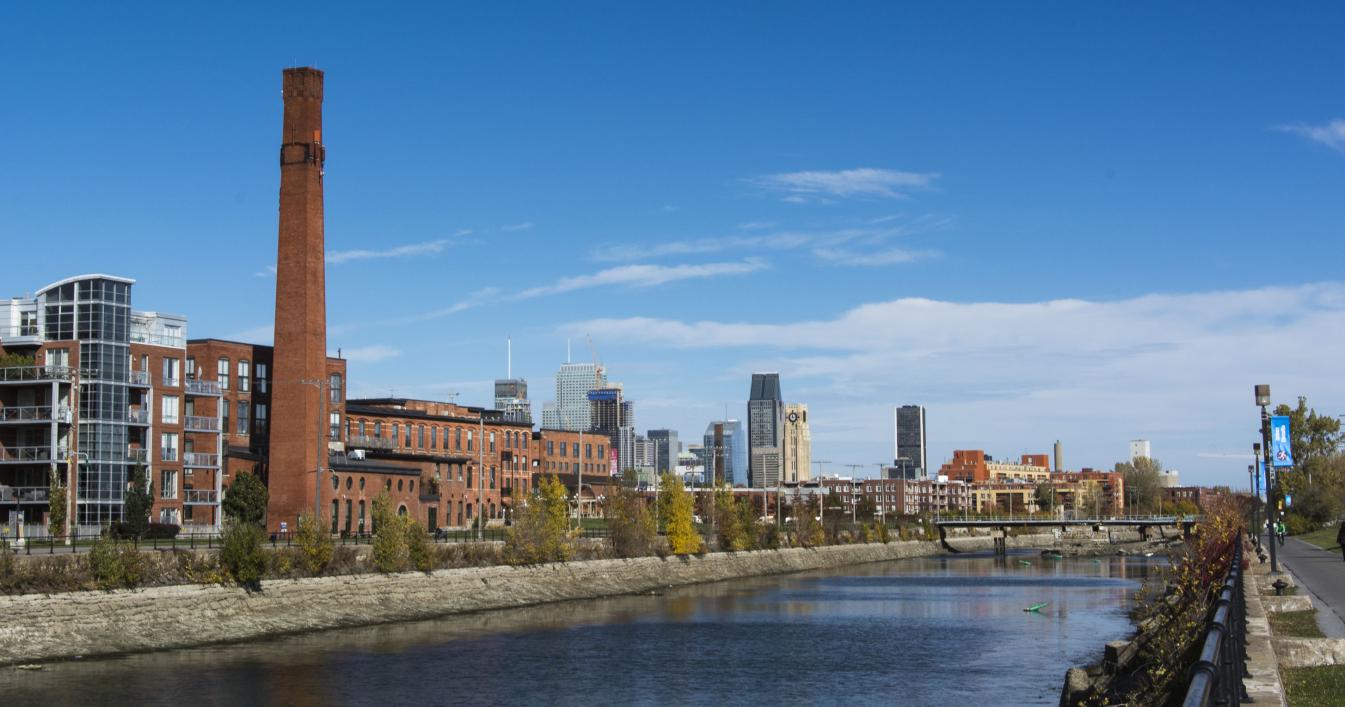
267, 67, 327, 532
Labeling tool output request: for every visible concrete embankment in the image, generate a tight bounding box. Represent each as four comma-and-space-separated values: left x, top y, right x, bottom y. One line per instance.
0, 531, 1151, 666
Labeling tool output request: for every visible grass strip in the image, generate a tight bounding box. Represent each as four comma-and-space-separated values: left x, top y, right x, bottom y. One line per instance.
1282, 665, 1345, 707
1268, 610, 1326, 638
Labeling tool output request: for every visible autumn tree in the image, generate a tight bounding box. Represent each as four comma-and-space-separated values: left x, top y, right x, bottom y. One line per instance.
664, 474, 702, 555
605, 484, 656, 558
1114, 457, 1164, 513
505, 474, 572, 564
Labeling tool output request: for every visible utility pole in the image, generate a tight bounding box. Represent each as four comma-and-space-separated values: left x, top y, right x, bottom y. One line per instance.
844, 463, 865, 524
1255, 385, 1279, 573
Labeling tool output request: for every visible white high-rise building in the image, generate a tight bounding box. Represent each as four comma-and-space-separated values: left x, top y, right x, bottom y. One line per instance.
545, 362, 606, 431
1129, 439, 1152, 461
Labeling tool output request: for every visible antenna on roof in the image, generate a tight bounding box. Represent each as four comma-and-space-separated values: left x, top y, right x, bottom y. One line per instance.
507, 336, 512, 379
566, 338, 571, 364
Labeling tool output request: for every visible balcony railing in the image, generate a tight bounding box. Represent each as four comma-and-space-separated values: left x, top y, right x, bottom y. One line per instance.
183, 489, 218, 504
347, 434, 396, 451
127, 448, 148, 463
184, 452, 219, 468
184, 415, 220, 432
0, 405, 71, 423
185, 379, 222, 396
160, 448, 179, 462
0, 365, 77, 383
128, 370, 151, 386
0, 485, 49, 503
127, 408, 150, 425
0, 446, 70, 463
161, 376, 181, 388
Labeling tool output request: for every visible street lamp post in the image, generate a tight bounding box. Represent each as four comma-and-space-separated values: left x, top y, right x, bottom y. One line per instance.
1247, 461, 1259, 549
1255, 384, 1279, 573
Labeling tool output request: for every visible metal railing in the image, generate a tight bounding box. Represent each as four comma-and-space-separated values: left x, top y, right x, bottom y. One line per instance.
184, 415, 220, 432
184, 452, 219, 468
1182, 539, 1248, 707
127, 447, 148, 463
160, 448, 179, 462
0, 485, 50, 503
184, 379, 222, 396
0, 365, 78, 382
128, 370, 151, 386
127, 408, 150, 424
347, 434, 396, 450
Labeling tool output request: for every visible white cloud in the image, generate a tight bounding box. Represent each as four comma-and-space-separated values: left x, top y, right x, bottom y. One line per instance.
812, 247, 937, 266
339, 345, 402, 363
513, 259, 767, 300
750, 167, 939, 201
1277, 119, 1345, 153
254, 265, 276, 278
502, 222, 534, 232
327, 238, 454, 265
401, 287, 502, 322
227, 324, 273, 344
564, 283, 1345, 484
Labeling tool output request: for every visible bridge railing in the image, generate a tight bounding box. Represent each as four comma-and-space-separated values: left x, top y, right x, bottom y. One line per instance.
933, 514, 1197, 524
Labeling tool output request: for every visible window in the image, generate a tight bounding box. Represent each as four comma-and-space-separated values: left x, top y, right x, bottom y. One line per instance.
162, 357, 180, 387
160, 432, 179, 462
221, 400, 229, 433
238, 360, 250, 393
375, 421, 383, 437
418, 425, 425, 449
238, 401, 250, 436
185, 357, 196, 380
161, 395, 179, 425
329, 373, 342, 403
585, 443, 592, 459
489, 432, 495, 453
547, 440, 554, 456
598, 444, 604, 459
256, 362, 268, 393
393, 423, 401, 446
329, 412, 341, 441
467, 431, 473, 451
359, 420, 367, 437
455, 428, 462, 450
467, 467, 474, 488
217, 357, 229, 390
489, 467, 496, 490
404, 424, 412, 447
572, 442, 579, 458
397, 479, 403, 491
431, 427, 438, 449
559, 441, 566, 457
160, 470, 177, 499
254, 403, 267, 436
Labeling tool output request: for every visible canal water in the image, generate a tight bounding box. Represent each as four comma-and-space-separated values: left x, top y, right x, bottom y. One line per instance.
0, 551, 1157, 706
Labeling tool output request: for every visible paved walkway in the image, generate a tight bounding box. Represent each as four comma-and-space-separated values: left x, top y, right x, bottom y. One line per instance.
1275, 534, 1345, 639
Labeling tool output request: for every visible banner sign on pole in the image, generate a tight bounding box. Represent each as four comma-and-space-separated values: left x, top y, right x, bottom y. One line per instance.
1271, 415, 1294, 468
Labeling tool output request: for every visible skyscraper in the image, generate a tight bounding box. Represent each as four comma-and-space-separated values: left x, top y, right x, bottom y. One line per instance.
268, 67, 330, 532
703, 420, 746, 486
894, 405, 927, 480
494, 338, 530, 424
782, 403, 811, 483
747, 373, 784, 488
545, 362, 605, 431
588, 385, 634, 471
647, 429, 679, 474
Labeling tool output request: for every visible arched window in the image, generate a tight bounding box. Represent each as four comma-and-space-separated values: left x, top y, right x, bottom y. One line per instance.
332, 475, 339, 490
397, 479, 404, 491
397, 505, 408, 517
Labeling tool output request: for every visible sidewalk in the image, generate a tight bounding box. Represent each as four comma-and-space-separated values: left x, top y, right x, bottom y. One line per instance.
1275, 535, 1345, 638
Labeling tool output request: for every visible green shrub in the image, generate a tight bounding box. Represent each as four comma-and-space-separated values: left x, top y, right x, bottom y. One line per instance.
220, 520, 268, 589
295, 513, 334, 575
371, 494, 408, 573
604, 485, 656, 559
88, 538, 145, 590
404, 519, 432, 573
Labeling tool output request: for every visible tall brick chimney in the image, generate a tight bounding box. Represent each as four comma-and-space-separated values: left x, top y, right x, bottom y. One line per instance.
267, 67, 327, 532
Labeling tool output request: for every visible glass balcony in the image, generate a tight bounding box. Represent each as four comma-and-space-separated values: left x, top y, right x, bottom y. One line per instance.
185, 379, 222, 396
183, 488, 218, 504
184, 415, 220, 432
0, 485, 49, 503
0, 365, 77, 383
0, 445, 66, 463
127, 447, 148, 463
127, 408, 150, 425
184, 452, 220, 468
0, 405, 72, 424
128, 370, 151, 386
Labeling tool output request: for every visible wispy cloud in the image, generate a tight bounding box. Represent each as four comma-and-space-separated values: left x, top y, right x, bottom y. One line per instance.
501, 222, 534, 232
590, 217, 951, 264
227, 324, 273, 344
326, 238, 455, 265
400, 287, 502, 323
1276, 119, 1345, 153
339, 345, 402, 363
513, 259, 767, 300
750, 167, 938, 202
812, 246, 937, 266
253, 265, 276, 279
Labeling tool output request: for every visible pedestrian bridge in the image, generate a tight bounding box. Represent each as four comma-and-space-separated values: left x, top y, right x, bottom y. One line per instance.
934, 516, 1199, 554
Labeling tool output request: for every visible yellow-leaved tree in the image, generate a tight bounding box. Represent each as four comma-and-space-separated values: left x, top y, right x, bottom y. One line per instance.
664, 474, 702, 555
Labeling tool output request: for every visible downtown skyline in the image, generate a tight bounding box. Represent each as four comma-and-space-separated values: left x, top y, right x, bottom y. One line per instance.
4, 3, 1345, 485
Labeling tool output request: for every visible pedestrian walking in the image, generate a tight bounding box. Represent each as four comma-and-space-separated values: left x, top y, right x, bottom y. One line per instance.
1336, 522, 1345, 562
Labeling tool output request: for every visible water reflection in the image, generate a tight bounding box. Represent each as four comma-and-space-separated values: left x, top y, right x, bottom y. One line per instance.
0, 551, 1158, 707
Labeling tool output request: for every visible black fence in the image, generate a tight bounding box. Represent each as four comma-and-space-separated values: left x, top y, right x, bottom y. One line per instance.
1181, 536, 1249, 707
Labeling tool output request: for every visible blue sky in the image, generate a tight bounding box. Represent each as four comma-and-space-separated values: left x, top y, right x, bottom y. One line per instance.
4, 2, 1345, 486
